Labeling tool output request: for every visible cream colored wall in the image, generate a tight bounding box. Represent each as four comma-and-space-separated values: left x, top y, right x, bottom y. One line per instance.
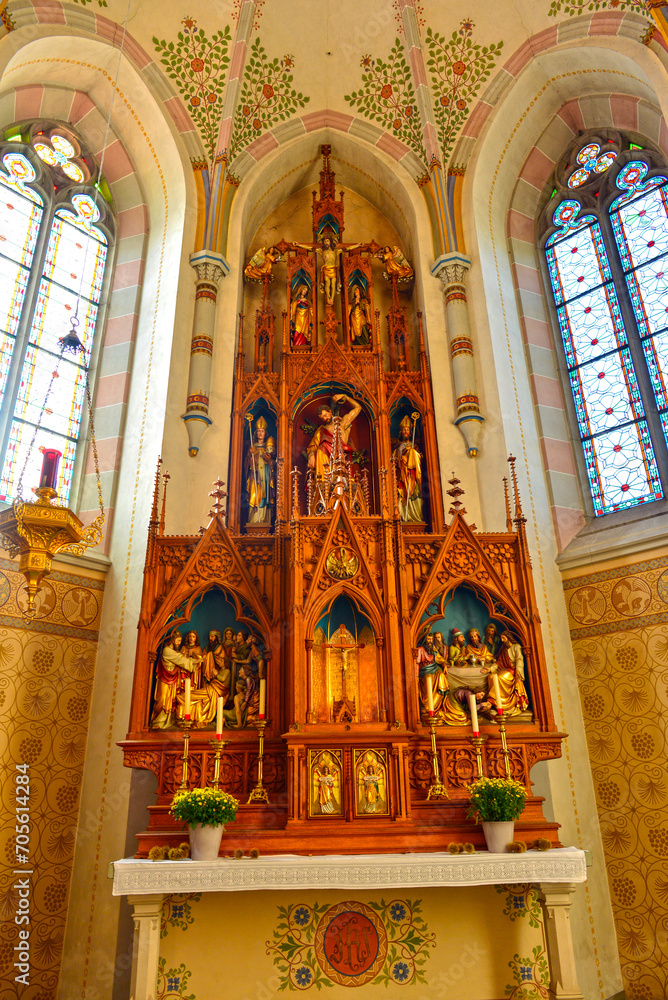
451, 36, 668, 1000
0, 556, 104, 997
0, 32, 198, 1000
564, 548, 668, 1000
158, 884, 549, 1000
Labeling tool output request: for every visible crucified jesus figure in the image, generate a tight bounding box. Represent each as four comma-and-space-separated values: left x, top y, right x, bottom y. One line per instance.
291, 236, 363, 305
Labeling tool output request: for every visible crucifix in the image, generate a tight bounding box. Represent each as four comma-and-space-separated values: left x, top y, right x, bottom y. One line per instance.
324, 623, 365, 723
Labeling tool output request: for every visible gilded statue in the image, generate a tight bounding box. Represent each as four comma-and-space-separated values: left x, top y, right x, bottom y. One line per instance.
244, 245, 281, 281
487, 630, 529, 716
150, 631, 201, 730
377, 244, 414, 282
290, 283, 313, 347
244, 415, 275, 525
348, 285, 372, 346
307, 394, 361, 479
393, 413, 423, 523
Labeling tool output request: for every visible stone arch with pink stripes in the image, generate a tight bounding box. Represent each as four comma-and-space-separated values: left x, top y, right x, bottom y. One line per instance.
4, 0, 204, 161
506, 92, 668, 550
0, 83, 149, 548
452, 9, 663, 169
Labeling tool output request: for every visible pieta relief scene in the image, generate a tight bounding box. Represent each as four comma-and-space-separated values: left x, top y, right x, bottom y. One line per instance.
2, 2, 668, 999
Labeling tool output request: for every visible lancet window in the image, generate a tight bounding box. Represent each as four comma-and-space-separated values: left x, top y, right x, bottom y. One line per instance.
0, 122, 113, 506
541, 133, 668, 516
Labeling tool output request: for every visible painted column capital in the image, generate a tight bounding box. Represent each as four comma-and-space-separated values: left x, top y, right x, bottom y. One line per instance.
432, 252, 471, 291
190, 249, 230, 287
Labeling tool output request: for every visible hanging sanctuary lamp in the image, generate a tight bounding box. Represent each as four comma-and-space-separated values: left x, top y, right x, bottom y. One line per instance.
0, 316, 106, 617
0, 2, 131, 616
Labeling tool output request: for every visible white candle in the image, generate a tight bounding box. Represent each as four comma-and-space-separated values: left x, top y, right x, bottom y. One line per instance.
184, 678, 191, 719
468, 692, 479, 735
259, 678, 266, 719
491, 673, 503, 716
216, 696, 224, 737
426, 674, 435, 715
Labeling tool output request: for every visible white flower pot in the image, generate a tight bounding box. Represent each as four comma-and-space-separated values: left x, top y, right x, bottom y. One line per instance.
188, 823, 225, 861
481, 821, 515, 854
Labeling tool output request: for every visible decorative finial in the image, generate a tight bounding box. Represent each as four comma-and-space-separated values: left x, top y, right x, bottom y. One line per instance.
150, 456, 162, 526
208, 478, 228, 518
508, 455, 524, 518
503, 476, 512, 532
447, 472, 467, 517
160, 471, 170, 535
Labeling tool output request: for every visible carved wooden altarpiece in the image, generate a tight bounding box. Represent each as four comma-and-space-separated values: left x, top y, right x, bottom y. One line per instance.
121, 147, 564, 856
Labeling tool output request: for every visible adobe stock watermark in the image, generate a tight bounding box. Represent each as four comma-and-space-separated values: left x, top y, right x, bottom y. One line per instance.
13, 762, 32, 987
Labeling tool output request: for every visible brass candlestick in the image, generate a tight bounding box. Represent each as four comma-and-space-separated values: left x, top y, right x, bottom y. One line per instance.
177, 718, 194, 790
426, 718, 448, 800
468, 734, 488, 778
208, 737, 230, 791
248, 718, 270, 804
498, 716, 511, 778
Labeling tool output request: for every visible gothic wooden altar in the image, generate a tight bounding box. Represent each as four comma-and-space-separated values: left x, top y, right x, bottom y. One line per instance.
121, 147, 564, 856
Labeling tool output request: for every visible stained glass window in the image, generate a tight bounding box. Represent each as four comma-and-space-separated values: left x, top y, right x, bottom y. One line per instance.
544, 139, 668, 517
0, 153, 43, 411
0, 127, 112, 506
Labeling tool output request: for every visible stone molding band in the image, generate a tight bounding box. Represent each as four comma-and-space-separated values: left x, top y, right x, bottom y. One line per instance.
112, 847, 586, 896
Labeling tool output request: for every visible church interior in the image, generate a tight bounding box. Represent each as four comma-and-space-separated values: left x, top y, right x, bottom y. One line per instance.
1, 0, 668, 997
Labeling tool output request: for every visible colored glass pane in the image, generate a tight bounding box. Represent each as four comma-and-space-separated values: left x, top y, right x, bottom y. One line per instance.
594, 152, 617, 173
623, 260, 668, 337
556, 284, 626, 369
641, 330, 668, 410
546, 216, 603, 304
546, 200, 663, 515
612, 183, 668, 270
33, 132, 85, 183
51, 135, 75, 158
578, 143, 600, 166
583, 421, 663, 515
0, 154, 43, 413
0, 332, 14, 404
0, 191, 108, 504
0, 421, 75, 503
568, 168, 589, 189
567, 144, 617, 189
610, 176, 668, 451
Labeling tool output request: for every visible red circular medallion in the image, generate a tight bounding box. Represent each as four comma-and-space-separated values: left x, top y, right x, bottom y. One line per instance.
314, 901, 388, 986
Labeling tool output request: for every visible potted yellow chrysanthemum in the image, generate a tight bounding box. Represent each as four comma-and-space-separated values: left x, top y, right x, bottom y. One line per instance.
170, 788, 239, 861
467, 777, 527, 854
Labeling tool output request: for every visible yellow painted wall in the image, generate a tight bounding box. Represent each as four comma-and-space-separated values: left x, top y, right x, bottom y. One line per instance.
158, 884, 550, 999
564, 550, 668, 1000
0, 556, 103, 997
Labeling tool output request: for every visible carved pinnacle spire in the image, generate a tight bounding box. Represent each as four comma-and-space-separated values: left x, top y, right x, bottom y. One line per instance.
150, 456, 162, 528
503, 476, 512, 532
208, 478, 228, 519
447, 472, 467, 517
508, 455, 524, 519
159, 471, 170, 535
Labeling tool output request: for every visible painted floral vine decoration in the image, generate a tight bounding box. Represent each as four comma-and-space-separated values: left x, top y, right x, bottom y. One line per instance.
548, 0, 647, 16
154, 18, 232, 163
426, 18, 503, 164
345, 41, 427, 169
228, 38, 309, 164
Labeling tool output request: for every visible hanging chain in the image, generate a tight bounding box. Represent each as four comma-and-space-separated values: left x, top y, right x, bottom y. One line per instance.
15, 336, 70, 501
84, 366, 104, 522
